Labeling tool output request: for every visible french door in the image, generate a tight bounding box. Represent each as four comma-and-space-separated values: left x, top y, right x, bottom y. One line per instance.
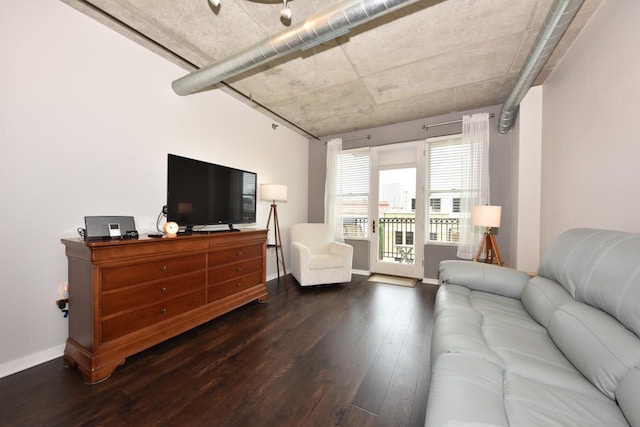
369, 142, 424, 279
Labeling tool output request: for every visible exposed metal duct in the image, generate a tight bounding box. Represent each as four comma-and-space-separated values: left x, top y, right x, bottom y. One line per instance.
172, 0, 421, 96
497, 0, 584, 134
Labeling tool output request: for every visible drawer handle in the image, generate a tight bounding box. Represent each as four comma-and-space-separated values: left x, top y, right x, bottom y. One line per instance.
161, 265, 167, 271
160, 308, 167, 314
237, 282, 242, 288
236, 267, 243, 272
160, 287, 167, 293
236, 251, 242, 256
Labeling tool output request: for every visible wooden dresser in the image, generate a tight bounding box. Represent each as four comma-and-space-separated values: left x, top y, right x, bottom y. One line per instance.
61, 229, 268, 384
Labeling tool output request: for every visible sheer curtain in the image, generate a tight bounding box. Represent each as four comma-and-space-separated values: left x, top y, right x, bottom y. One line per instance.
457, 113, 490, 259
324, 138, 344, 242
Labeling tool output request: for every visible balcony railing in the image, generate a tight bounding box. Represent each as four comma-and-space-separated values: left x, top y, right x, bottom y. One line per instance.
343, 216, 460, 263
378, 217, 415, 262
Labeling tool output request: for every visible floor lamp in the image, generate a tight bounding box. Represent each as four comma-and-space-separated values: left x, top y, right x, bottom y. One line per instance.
472, 205, 503, 266
261, 184, 289, 290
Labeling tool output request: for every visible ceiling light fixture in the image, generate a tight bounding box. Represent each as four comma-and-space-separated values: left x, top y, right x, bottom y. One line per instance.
280, 0, 292, 20
208, 0, 292, 20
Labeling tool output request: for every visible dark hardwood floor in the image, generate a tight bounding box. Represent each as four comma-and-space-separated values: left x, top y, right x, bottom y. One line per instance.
1, 275, 437, 426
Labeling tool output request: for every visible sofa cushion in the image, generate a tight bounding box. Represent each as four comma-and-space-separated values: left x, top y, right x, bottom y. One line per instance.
504, 372, 630, 427
548, 299, 640, 400
426, 353, 630, 427
426, 353, 509, 426
617, 366, 640, 426
433, 284, 591, 393
431, 285, 505, 367
521, 276, 572, 328
538, 228, 640, 337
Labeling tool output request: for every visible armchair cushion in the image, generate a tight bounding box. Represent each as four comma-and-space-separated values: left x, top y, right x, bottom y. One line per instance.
309, 254, 344, 270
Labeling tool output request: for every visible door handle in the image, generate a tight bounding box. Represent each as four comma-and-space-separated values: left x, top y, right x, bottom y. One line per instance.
372, 219, 376, 234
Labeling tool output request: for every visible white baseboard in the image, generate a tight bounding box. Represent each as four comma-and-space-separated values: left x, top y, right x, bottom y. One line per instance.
352, 269, 370, 276
423, 277, 440, 285
0, 344, 65, 379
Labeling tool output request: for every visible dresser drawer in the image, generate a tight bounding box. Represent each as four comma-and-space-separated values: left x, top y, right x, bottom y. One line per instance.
208, 244, 262, 267
102, 290, 205, 342
207, 271, 263, 303
102, 254, 205, 291
209, 258, 262, 285
101, 271, 205, 317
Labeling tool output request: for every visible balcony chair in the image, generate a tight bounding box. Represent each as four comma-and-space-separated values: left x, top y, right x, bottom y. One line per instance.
290, 223, 353, 286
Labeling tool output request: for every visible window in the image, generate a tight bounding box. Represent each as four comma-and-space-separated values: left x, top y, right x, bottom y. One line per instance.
395, 231, 403, 245
406, 231, 414, 245
425, 135, 463, 244
337, 148, 370, 238
453, 198, 461, 213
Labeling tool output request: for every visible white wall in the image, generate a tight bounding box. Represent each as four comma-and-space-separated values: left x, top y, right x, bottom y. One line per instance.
515, 87, 542, 273
541, 0, 640, 250
0, 0, 308, 377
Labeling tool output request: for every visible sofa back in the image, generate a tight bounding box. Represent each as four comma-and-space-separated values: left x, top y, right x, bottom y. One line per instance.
525, 228, 640, 426
538, 228, 640, 336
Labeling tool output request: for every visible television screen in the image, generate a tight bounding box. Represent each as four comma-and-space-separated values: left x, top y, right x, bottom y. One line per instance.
167, 154, 256, 230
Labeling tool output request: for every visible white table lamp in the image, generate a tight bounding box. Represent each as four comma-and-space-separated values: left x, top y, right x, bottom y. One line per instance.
472, 205, 503, 266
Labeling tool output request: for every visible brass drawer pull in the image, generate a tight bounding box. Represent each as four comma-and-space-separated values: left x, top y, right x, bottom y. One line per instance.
236, 251, 242, 256
237, 282, 242, 288
160, 308, 167, 314
160, 287, 167, 293
236, 267, 243, 272
161, 265, 167, 271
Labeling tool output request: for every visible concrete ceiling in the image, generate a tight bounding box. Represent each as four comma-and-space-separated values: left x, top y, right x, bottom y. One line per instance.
62, 0, 602, 139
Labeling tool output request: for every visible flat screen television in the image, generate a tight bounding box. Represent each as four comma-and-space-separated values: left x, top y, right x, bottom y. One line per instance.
166, 154, 257, 232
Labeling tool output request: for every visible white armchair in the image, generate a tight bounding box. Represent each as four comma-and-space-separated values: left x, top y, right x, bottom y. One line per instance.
290, 223, 353, 286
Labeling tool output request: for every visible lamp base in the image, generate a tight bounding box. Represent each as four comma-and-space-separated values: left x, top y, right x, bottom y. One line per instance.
266, 203, 289, 290
474, 229, 503, 266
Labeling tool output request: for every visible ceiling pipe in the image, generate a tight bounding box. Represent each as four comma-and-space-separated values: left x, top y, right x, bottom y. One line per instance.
172, 0, 421, 96
497, 0, 584, 134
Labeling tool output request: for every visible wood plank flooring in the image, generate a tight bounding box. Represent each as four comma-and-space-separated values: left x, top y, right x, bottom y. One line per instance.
1, 274, 437, 426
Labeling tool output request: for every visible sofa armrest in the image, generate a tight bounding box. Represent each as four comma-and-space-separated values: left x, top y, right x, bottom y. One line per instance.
439, 260, 530, 299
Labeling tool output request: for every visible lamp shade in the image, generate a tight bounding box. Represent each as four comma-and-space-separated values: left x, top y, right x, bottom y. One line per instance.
261, 184, 287, 202
472, 205, 501, 228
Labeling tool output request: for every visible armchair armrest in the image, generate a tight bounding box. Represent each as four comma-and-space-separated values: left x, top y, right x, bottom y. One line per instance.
439, 260, 530, 299
291, 241, 311, 265
291, 241, 311, 284
329, 241, 353, 260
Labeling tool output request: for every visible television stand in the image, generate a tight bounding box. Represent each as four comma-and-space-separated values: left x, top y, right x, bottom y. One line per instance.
61, 229, 268, 384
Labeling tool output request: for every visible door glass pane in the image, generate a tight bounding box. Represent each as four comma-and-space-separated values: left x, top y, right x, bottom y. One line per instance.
377, 168, 416, 265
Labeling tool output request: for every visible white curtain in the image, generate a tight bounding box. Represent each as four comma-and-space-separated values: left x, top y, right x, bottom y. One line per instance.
324, 138, 344, 242
457, 113, 490, 259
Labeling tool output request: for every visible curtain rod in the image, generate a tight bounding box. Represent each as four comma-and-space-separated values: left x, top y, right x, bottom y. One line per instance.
324, 134, 371, 144
422, 113, 495, 131
324, 112, 496, 144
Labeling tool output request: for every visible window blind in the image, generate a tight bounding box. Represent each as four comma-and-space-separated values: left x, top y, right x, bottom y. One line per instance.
425, 135, 463, 243
337, 148, 370, 238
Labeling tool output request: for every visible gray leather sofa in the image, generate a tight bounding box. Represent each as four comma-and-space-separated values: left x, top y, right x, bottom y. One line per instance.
426, 228, 640, 426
